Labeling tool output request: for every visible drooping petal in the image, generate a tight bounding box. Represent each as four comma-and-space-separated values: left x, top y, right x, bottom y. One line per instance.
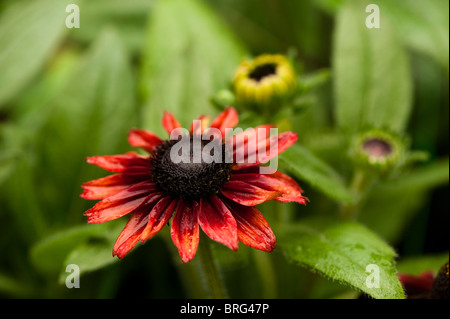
128, 129, 163, 153
171, 200, 200, 263
86, 152, 150, 172
190, 115, 210, 136
231, 171, 307, 205
162, 111, 182, 135
112, 208, 149, 259
221, 197, 276, 252
111, 193, 162, 259
208, 107, 239, 138
198, 196, 238, 251
220, 180, 281, 206
139, 196, 177, 241
84, 181, 159, 223
233, 131, 298, 170
81, 173, 151, 200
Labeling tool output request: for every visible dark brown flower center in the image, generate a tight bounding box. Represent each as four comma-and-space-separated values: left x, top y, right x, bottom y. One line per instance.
362, 138, 393, 158
249, 63, 277, 82
150, 136, 233, 202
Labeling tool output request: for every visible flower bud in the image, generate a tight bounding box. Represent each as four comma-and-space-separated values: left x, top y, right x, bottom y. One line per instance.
350, 129, 405, 173
232, 54, 297, 111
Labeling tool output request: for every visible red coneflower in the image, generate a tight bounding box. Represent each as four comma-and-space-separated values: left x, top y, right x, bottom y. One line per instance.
81, 107, 307, 263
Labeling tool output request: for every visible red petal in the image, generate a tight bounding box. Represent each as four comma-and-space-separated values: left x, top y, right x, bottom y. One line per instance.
139, 196, 177, 241
198, 196, 238, 251
220, 180, 281, 206
209, 107, 238, 138
227, 124, 275, 159
171, 200, 200, 263
86, 152, 150, 172
233, 131, 298, 170
128, 129, 163, 153
81, 173, 151, 200
190, 115, 210, 136
222, 197, 276, 252
162, 111, 182, 135
112, 208, 149, 259
112, 193, 165, 258
231, 171, 307, 205
84, 181, 158, 223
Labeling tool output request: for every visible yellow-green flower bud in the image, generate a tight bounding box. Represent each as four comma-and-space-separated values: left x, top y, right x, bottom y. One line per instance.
232, 54, 297, 110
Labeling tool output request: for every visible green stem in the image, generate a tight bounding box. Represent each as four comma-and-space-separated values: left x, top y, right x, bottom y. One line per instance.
340, 168, 375, 220
252, 250, 278, 298
197, 236, 228, 299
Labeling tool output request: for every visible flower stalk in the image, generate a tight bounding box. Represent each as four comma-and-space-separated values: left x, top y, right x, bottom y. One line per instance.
253, 249, 277, 298
197, 234, 228, 299
340, 168, 376, 220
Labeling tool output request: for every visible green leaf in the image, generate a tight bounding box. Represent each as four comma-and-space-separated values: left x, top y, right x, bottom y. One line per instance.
37, 29, 137, 223
30, 223, 110, 276
44, 28, 136, 157
279, 143, 355, 203
0, 50, 79, 241
139, 0, 246, 136
0, 154, 48, 242
30, 221, 124, 277
69, 0, 153, 53
0, 0, 69, 107
311, 0, 344, 15
0, 272, 34, 298
378, 0, 449, 71
58, 240, 118, 285
333, 0, 413, 133
0, 152, 17, 186
279, 217, 405, 299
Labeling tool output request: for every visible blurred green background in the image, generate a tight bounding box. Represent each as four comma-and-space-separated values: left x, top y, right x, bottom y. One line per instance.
0, 0, 448, 298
